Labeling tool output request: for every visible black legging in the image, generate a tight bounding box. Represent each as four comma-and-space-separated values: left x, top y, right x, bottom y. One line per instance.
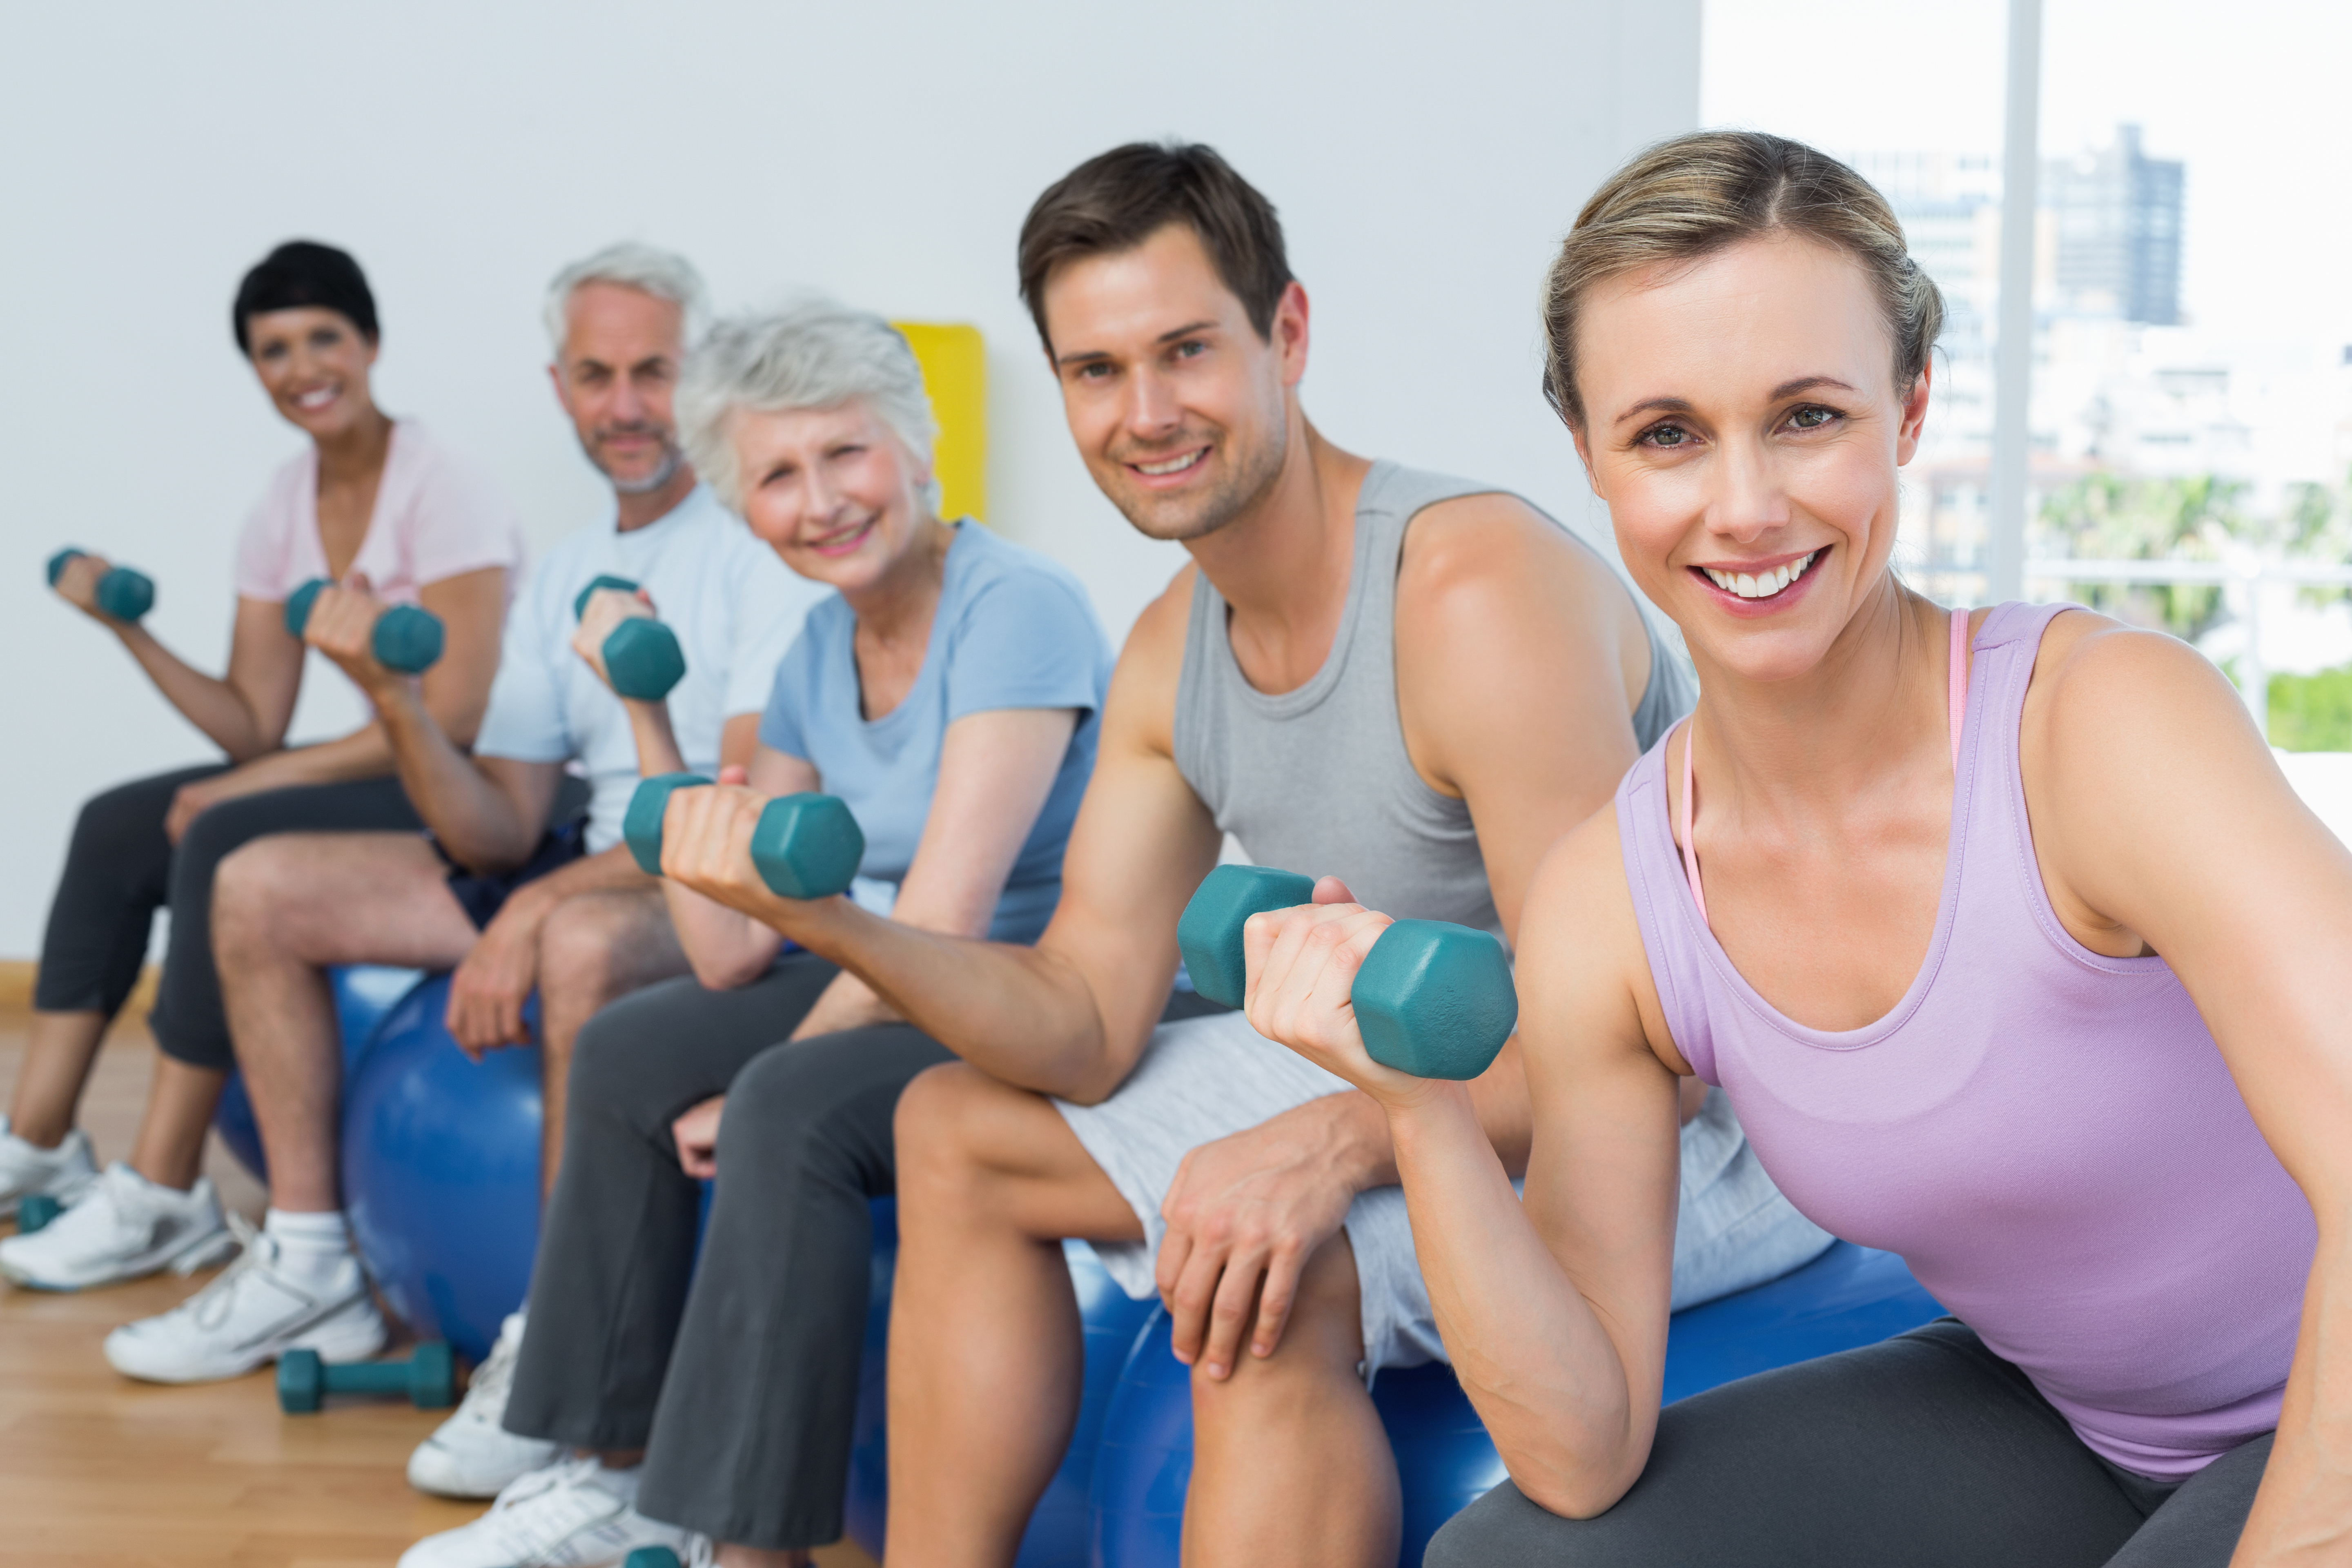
34, 765, 421, 1069
1425, 1318, 2272, 1568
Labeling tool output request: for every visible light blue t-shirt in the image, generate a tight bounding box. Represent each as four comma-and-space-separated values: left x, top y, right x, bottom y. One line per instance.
475, 486, 827, 853
759, 522, 1111, 944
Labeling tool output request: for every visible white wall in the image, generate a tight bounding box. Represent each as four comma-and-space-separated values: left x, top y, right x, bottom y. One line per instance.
0, 0, 1697, 958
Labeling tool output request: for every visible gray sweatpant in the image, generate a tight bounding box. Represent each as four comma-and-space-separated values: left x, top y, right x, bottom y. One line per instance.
503, 954, 956, 1550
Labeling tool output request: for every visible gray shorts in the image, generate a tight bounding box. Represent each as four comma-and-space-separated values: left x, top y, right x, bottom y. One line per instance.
1055, 1009, 1832, 1378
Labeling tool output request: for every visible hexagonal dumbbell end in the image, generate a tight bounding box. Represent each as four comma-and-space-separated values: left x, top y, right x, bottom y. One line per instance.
749, 794, 865, 900
372, 605, 445, 673
573, 574, 641, 622
602, 618, 687, 702
276, 1348, 326, 1414
1175, 865, 1319, 1011
624, 773, 713, 875
1350, 919, 1518, 1080
50, 550, 154, 622
283, 577, 328, 637
96, 568, 155, 623
283, 580, 441, 673
623, 1550, 684, 1568
408, 1340, 457, 1409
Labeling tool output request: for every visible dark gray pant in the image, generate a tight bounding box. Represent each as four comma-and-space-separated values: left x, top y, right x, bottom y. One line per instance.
503, 953, 953, 1550
1426, 1319, 2271, 1568
34, 765, 421, 1068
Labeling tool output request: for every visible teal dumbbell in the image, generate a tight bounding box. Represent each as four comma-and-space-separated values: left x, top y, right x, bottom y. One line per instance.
573, 574, 686, 702
622, 773, 865, 898
1175, 864, 1518, 1080
276, 1340, 455, 1414
284, 578, 444, 673
15, 1194, 63, 1233
47, 548, 156, 623
623, 1550, 683, 1568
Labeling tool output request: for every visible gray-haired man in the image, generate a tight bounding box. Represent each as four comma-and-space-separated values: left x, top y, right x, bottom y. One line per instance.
95, 246, 822, 1481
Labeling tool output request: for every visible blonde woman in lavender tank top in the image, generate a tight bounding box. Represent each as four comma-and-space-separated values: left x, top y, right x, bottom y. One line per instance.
1240, 132, 2350, 1567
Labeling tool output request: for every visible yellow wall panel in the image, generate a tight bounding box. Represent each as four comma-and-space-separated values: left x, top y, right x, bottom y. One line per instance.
892, 321, 987, 524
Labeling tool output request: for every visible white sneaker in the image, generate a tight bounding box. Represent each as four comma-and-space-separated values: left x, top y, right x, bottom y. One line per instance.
396, 1455, 696, 1568
0, 1163, 235, 1290
102, 1216, 385, 1384
0, 1116, 98, 1218
408, 1310, 561, 1497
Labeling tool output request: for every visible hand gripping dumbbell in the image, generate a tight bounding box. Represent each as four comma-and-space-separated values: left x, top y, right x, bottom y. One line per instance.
623, 773, 865, 898
1175, 865, 1519, 1080
47, 548, 156, 623
276, 1339, 456, 1414
574, 574, 686, 702
284, 578, 445, 673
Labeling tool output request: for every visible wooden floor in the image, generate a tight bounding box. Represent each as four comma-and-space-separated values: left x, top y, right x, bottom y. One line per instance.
0, 1006, 876, 1568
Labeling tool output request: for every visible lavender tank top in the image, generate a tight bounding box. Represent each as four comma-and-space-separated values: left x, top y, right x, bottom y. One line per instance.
1615, 601, 2314, 1477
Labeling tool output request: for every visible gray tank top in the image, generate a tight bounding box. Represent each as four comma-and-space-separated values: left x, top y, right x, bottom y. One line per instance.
1172, 459, 1692, 942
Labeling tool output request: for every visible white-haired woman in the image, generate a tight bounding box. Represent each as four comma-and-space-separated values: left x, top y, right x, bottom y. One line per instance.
399, 304, 1159, 1568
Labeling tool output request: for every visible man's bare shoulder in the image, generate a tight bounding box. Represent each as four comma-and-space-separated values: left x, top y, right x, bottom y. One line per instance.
1098, 561, 1200, 760
1397, 491, 1632, 638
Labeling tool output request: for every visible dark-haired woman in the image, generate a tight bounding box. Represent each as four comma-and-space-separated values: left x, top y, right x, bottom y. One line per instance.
1243, 131, 2349, 1567
0, 242, 522, 1291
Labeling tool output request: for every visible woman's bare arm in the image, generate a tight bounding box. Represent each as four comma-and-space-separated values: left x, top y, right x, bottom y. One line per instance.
784, 706, 1080, 1040
1239, 810, 1686, 1513
2026, 618, 2352, 1566
157, 567, 510, 834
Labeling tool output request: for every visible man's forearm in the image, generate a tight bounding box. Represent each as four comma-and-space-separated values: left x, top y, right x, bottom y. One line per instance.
376, 686, 539, 870
503, 844, 658, 917
778, 898, 1116, 1098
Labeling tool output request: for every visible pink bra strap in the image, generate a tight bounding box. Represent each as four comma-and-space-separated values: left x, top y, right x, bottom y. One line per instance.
1677, 713, 1707, 925
1679, 609, 1973, 928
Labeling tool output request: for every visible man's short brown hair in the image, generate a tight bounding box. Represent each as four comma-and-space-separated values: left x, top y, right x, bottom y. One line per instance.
1016, 141, 1294, 354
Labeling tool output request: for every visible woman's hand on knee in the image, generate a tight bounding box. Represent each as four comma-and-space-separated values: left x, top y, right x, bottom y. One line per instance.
671, 1094, 725, 1179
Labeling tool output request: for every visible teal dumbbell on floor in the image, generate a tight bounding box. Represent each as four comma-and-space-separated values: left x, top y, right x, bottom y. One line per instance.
15, 1194, 63, 1234
47, 548, 155, 623
284, 578, 445, 673
623, 773, 866, 899
573, 574, 686, 701
1175, 864, 1518, 1080
276, 1340, 455, 1413
622, 1550, 683, 1568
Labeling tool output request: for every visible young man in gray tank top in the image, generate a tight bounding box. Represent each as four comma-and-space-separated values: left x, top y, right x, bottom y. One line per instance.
677, 143, 1826, 1563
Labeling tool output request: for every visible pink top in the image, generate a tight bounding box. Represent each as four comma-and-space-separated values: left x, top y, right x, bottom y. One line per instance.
233, 420, 525, 608
1618, 601, 2314, 1477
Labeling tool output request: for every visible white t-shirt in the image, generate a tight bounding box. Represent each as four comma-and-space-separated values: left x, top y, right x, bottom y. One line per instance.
473, 485, 825, 853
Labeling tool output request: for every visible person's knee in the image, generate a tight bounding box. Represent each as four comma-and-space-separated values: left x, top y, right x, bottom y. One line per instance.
1424, 1483, 1539, 1568
538, 893, 666, 1012
893, 1061, 999, 1208
212, 838, 312, 954
1193, 1236, 1363, 1409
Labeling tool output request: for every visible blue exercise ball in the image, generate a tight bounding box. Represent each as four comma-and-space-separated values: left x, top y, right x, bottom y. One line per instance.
1087, 1242, 1946, 1568
1659, 1239, 1944, 1403
842, 1206, 1159, 1566
339, 973, 542, 1366
212, 966, 425, 1182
